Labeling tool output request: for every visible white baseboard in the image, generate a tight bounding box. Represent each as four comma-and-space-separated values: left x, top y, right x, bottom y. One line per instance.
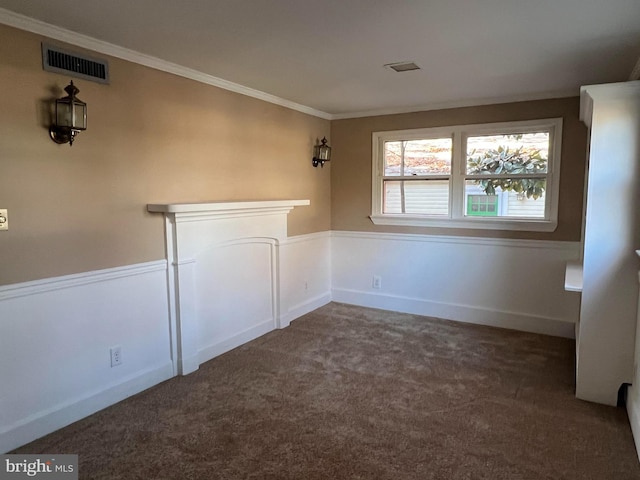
332, 288, 575, 338
0, 362, 173, 454
197, 319, 275, 365
628, 388, 640, 463
281, 292, 332, 327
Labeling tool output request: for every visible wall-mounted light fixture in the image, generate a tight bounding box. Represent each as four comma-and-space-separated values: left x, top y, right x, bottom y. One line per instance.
50, 80, 87, 146
312, 137, 331, 168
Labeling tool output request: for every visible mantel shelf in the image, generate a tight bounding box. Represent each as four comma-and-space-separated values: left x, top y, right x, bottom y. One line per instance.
148, 199, 309, 215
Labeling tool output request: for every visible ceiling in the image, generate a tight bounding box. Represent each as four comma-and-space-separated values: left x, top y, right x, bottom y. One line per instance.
0, 0, 639, 119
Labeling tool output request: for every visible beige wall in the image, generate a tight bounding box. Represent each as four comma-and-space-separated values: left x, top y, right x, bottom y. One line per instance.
0, 25, 331, 285
0, 22, 589, 286
330, 98, 587, 240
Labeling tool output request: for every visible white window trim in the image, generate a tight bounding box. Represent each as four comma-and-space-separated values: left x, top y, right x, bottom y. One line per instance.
370, 118, 563, 232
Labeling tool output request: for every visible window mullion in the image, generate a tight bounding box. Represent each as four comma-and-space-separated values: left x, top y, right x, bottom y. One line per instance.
450, 130, 464, 220
400, 142, 406, 213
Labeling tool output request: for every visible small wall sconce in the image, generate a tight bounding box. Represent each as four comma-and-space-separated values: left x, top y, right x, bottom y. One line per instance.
312, 137, 331, 168
50, 80, 87, 146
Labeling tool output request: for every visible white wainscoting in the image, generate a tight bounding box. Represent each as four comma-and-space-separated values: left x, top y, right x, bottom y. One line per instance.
0, 228, 333, 454
629, 361, 640, 464
0, 261, 174, 454
0, 226, 580, 453
331, 231, 581, 338
626, 270, 640, 463
280, 232, 332, 327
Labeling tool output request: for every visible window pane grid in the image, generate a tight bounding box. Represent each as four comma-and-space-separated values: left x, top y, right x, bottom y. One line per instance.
384, 179, 449, 216
382, 137, 452, 215
384, 138, 452, 177
372, 119, 561, 231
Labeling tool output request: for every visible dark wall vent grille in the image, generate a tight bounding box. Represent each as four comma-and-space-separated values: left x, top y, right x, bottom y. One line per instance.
42, 43, 109, 84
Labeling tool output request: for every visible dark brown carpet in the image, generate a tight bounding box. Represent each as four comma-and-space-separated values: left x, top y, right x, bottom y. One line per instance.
14, 303, 640, 479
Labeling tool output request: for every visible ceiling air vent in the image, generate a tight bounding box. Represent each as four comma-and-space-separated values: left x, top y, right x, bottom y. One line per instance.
42, 43, 109, 84
384, 61, 421, 73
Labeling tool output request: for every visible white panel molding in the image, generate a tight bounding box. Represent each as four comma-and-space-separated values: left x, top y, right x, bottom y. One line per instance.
174, 258, 197, 266
332, 288, 575, 338
0, 260, 167, 301
279, 231, 332, 328
331, 230, 581, 252
0, 8, 332, 120
629, 387, 640, 463
331, 230, 580, 339
283, 292, 333, 326
0, 262, 173, 454
626, 266, 640, 461
149, 200, 310, 375
279, 230, 332, 245
0, 362, 173, 454
198, 320, 275, 365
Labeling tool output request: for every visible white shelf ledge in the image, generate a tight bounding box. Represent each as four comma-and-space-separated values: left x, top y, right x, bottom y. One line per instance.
565, 261, 583, 292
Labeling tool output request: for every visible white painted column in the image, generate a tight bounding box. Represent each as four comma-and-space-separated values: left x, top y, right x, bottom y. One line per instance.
577, 81, 640, 405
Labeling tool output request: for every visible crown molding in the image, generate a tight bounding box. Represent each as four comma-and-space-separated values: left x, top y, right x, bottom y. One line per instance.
330, 89, 579, 120
0, 8, 332, 120
0, 7, 600, 122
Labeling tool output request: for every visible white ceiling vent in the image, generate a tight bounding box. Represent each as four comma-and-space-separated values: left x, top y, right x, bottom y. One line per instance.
384, 61, 421, 73
42, 43, 109, 84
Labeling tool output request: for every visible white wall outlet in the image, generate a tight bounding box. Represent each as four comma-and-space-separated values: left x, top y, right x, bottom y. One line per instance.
110, 346, 122, 367
372, 275, 382, 289
0, 209, 7, 231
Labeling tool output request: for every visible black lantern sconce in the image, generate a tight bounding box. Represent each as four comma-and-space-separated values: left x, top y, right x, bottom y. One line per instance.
312, 137, 331, 167
50, 80, 87, 146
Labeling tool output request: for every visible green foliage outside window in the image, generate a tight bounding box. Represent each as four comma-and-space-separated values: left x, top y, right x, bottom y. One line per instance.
467, 138, 547, 200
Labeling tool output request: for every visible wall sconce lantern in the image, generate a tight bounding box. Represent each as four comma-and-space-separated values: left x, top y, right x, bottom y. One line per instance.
312, 137, 331, 167
50, 80, 87, 146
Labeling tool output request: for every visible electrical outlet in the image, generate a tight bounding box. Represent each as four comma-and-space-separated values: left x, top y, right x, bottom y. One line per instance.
110, 346, 122, 367
372, 275, 382, 289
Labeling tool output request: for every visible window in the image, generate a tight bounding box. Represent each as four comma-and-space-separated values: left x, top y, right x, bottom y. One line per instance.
467, 195, 498, 217
371, 119, 562, 231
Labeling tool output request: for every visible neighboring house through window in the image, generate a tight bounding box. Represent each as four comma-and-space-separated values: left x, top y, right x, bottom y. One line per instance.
371, 118, 562, 231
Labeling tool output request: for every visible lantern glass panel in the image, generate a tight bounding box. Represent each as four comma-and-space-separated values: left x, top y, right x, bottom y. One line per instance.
319, 145, 331, 161
56, 99, 73, 127
73, 103, 87, 130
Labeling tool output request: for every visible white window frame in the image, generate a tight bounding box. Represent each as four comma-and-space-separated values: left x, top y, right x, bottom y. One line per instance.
370, 118, 563, 232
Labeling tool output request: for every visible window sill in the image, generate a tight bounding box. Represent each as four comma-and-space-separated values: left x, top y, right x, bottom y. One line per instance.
369, 214, 558, 232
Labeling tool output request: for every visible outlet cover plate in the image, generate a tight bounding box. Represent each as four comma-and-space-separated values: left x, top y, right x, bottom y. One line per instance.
110, 346, 122, 367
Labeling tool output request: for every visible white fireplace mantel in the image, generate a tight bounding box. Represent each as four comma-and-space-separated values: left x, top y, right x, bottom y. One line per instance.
148, 199, 310, 219
148, 199, 310, 375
